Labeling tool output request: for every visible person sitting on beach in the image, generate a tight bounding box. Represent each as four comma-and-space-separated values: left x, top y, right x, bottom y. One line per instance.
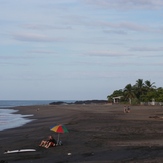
127, 106, 130, 113
39, 136, 56, 148
124, 106, 131, 113
123, 106, 127, 113
44, 136, 57, 148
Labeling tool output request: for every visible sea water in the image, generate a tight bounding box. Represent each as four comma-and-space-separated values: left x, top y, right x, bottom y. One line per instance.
0, 109, 33, 131
0, 100, 73, 132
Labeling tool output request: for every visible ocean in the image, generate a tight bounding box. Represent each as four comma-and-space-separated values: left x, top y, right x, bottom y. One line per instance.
0, 100, 73, 132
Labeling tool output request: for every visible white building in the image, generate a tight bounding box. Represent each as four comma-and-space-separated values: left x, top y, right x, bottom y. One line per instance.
112, 96, 123, 103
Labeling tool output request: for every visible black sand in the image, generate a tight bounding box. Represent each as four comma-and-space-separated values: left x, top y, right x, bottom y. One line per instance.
1, 104, 163, 163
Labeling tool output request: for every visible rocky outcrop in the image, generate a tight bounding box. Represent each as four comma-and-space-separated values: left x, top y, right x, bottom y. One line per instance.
49, 100, 108, 105
49, 101, 68, 105
74, 100, 108, 104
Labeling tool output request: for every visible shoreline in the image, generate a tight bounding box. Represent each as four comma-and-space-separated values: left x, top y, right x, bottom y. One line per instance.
0, 108, 34, 132
1, 104, 163, 162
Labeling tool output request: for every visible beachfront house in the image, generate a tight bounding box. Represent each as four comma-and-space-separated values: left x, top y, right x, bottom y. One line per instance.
112, 96, 123, 104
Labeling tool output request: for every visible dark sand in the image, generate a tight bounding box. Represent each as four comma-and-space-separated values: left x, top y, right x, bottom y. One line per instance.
1, 104, 163, 163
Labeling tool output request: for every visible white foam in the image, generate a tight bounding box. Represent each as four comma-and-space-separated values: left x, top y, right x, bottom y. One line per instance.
0, 109, 33, 131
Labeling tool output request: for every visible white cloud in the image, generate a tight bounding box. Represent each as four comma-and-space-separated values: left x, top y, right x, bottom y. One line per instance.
83, 0, 163, 10
80, 20, 150, 32
130, 47, 163, 51
27, 50, 57, 55
21, 24, 72, 30
103, 30, 127, 35
13, 33, 63, 42
97, 21, 149, 32
84, 51, 132, 57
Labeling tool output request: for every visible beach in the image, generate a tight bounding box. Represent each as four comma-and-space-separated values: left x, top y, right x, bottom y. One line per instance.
1, 104, 163, 163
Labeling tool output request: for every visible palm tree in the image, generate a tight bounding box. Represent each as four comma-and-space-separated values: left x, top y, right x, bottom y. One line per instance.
144, 80, 156, 90
134, 79, 145, 100
124, 84, 135, 104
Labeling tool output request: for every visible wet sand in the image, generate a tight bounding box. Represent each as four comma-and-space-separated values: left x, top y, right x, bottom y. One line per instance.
1, 104, 163, 163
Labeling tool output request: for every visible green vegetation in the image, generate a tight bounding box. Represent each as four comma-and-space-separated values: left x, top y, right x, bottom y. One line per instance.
107, 79, 163, 104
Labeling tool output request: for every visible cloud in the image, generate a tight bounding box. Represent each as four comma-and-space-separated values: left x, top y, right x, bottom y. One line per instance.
81, 20, 150, 32
84, 51, 132, 57
118, 22, 148, 31
26, 50, 59, 57
98, 21, 149, 32
130, 47, 163, 51
103, 30, 127, 35
0, 60, 28, 66
83, 0, 163, 10
21, 24, 72, 30
0, 55, 27, 60
13, 33, 63, 42
27, 50, 56, 55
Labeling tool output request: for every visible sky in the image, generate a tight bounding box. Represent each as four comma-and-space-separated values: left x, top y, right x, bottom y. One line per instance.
0, 0, 163, 100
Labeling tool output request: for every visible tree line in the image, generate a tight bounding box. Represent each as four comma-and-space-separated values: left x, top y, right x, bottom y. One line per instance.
107, 79, 163, 104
